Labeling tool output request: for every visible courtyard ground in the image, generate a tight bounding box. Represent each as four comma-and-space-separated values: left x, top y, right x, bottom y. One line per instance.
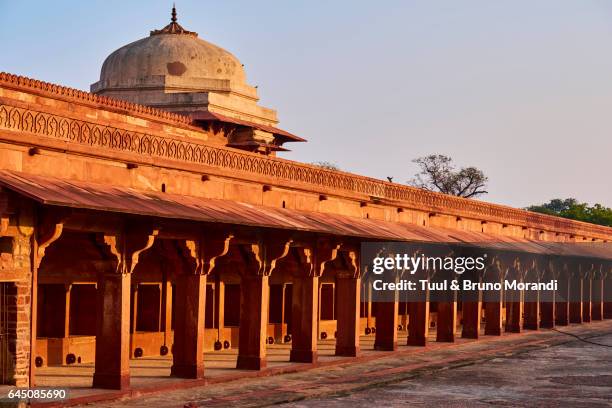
47, 320, 612, 408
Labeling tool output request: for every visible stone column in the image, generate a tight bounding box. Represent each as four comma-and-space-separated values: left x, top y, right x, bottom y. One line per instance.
236, 238, 291, 370
173, 235, 232, 377
335, 274, 361, 356
365, 284, 374, 332
591, 277, 603, 320
582, 277, 591, 323
555, 276, 570, 326
524, 293, 539, 330
171, 273, 206, 378
214, 276, 225, 334
161, 275, 172, 348
505, 287, 522, 333
93, 271, 132, 389
605, 277, 612, 319
569, 276, 583, 324
374, 300, 398, 351
461, 273, 482, 339
539, 271, 555, 329
407, 288, 429, 346
237, 274, 269, 370
290, 273, 319, 363
461, 299, 481, 339
436, 291, 457, 342
29, 219, 64, 387
63, 284, 72, 338
93, 229, 157, 390
523, 302, 538, 330
129, 284, 138, 356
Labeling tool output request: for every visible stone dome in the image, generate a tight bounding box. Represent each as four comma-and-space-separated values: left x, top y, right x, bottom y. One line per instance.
90, 6, 286, 138
96, 34, 246, 90
91, 7, 248, 94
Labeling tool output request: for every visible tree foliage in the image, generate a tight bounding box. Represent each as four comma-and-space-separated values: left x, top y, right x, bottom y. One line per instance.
526, 198, 612, 227
409, 154, 488, 198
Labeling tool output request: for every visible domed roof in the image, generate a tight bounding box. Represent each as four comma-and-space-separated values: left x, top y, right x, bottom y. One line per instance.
92, 7, 247, 92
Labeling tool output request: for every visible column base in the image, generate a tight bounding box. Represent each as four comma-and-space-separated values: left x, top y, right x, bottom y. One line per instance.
604, 303, 612, 319
540, 320, 555, 329
523, 322, 539, 330
505, 325, 521, 333
436, 333, 455, 342
92, 373, 129, 390
592, 305, 603, 321
484, 327, 502, 336
170, 364, 204, 379
335, 345, 360, 357
289, 349, 318, 363
374, 341, 397, 351
461, 329, 479, 339
236, 355, 267, 370
407, 336, 427, 346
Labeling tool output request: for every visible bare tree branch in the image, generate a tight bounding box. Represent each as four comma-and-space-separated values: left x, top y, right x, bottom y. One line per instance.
408, 155, 488, 199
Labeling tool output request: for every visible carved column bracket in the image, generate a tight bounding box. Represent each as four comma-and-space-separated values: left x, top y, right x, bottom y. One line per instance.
98, 228, 159, 274
184, 232, 234, 275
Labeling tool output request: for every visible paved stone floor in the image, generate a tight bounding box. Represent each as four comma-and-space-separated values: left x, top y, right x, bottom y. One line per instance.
284, 329, 612, 408
48, 321, 610, 407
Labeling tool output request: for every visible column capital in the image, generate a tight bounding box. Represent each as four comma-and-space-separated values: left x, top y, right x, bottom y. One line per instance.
183, 231, 234, 275
240, 234, 292, 276
97, 228, 159, 274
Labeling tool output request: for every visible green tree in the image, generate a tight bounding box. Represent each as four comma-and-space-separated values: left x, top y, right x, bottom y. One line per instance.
526, 199, 612, 227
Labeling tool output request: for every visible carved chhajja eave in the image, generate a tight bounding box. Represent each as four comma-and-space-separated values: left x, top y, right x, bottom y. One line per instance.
1, 72, 611, 241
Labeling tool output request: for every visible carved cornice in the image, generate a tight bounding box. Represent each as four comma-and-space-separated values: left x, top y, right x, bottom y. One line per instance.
0, 72, 192, 126
1, 75, 611, 240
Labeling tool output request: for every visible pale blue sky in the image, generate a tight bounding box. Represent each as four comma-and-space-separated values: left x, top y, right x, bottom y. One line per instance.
1, 1, 611, 208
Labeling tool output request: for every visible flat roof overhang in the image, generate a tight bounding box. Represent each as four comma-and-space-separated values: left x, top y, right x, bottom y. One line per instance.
0, 170, 609, 260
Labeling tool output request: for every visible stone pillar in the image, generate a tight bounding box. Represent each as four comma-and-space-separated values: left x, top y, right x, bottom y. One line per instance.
374, 300, 398, 351
365, 284, 374, 332
335, 275, 361, 356
436, 296, 457, 342
129, 284, 138, 356
408, 299, 429, 346
93, 271, 131, 389
539, 275, 555, 329
524, 294, 539, 330
569, 277, 583, 324
171, 273, 206, 378
93, 229, 157, 390
591, 278, 603, 321
483, 282, 503, 336
555, 277, 570, 326
237, 274, 269, 370
461, 300, 481, 339
582, 277, 591, 323
290, 274, 319, 363
161, 275, 172, 348
214, 276, 225, 333
505, 289, 522, 333
605, 278, 612, 319
63, 284, 72, 337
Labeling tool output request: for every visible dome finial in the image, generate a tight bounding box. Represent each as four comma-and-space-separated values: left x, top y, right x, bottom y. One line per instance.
171, 3, 177, 23
151, 4, 197, 37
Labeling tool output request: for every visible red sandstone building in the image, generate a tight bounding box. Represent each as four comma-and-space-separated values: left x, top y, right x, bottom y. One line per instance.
0, 8, 610, 390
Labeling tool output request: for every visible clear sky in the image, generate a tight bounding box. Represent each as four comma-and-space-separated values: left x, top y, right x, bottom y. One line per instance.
1, 0, 611, 208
